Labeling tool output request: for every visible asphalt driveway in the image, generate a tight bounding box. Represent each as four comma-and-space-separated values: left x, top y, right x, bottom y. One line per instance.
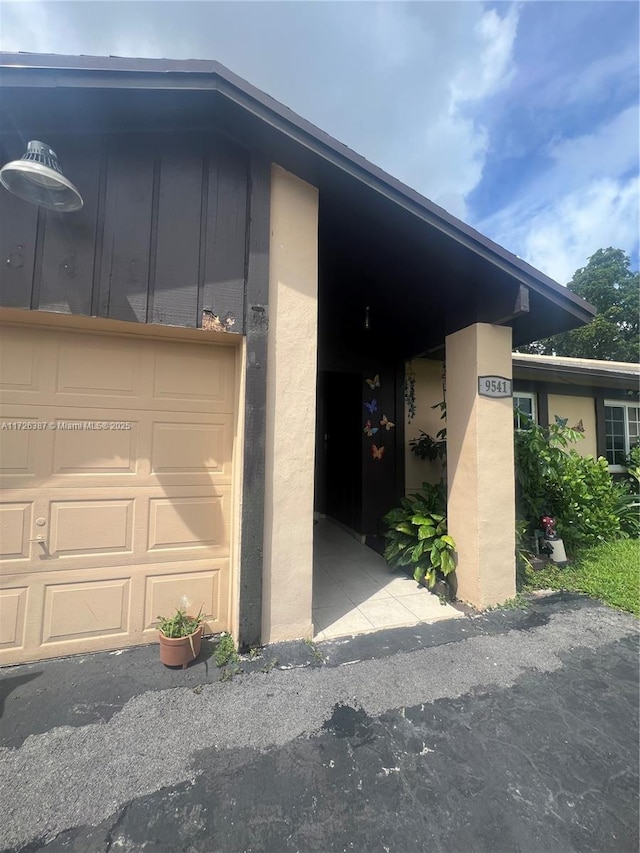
0, 593, 638, 853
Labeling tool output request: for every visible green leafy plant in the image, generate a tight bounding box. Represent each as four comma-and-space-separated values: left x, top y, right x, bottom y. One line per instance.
615, 493, 640, 538
515, 517, 535, 578
409, 399, 447, 462
303, 638, 325, 663
624, 443, 640, 488
614, 444, 640, 537
409, 429, 446, 461
514, 417, 624, 553
383, 483, 456, 589
156, 607, 203, 639
213, 632, 239, 667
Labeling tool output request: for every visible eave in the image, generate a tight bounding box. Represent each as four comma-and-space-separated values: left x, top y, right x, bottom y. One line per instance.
0, 51, 597, 355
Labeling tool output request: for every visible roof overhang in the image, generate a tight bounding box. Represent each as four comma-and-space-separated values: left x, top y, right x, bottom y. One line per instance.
513, 354, 640, 391
0, 52, 597, 357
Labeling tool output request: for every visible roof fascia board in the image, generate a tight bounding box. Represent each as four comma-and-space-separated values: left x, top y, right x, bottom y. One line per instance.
513, 361, 639, 385
0, 55, 595, 324
215, 79, 594, 323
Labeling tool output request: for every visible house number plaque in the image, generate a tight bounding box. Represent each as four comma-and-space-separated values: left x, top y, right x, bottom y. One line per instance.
478, 376, 512, 398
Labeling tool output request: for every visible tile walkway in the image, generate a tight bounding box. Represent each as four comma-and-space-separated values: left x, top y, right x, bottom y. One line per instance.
313, 518, 463, 640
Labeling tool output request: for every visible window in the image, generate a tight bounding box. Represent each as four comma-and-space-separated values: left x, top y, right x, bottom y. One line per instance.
604, 402, 640, 468
513, 393, 536, 429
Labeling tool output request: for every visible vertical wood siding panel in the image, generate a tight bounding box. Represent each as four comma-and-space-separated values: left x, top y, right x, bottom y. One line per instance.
202, 139, 248, 333
0, 192, 38, 308
150, 135, 203, 327
37, 136, 102, 315
1, 131, 248, 329
237, 154, 270, 648
98, 135, 154, 322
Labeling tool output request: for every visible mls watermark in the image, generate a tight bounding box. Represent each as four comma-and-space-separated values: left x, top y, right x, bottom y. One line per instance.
1, 421, 133, 431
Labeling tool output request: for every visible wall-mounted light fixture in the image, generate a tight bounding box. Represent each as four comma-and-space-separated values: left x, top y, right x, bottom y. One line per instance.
0, 140, 83, 212
364, 305, 371, 331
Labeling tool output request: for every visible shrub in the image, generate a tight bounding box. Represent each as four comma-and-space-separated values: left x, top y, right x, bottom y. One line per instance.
550, 453, 622, 550
615, 444, 640, 537
514, 417, 623, 552
383, 483, 456, 589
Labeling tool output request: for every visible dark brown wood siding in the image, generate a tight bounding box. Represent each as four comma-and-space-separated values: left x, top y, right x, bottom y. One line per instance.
0, 131, 249, 332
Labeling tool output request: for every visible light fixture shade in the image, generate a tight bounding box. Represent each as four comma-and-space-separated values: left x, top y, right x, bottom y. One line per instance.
0, 140, 83, 212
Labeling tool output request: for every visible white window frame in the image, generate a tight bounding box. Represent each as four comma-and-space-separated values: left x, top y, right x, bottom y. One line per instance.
513, 392, 537, 429
604, 400, 640, 472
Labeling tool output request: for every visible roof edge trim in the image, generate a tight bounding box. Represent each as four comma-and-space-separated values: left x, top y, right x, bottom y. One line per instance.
0, 52, 596, 324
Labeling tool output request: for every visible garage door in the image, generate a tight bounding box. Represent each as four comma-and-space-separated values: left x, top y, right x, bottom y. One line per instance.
0, 323, 237, 665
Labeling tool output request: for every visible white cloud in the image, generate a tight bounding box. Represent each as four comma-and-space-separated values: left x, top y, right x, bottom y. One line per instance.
452, 5, 519, 102
549, 104, 639, 188
0, 1, 521, 223
0, 1, 61, 54
366, 3, 520, 218
415, 112, 488, 219
521, 176, 640, 284
528, 41, 638, 113
478, 105, 640, 283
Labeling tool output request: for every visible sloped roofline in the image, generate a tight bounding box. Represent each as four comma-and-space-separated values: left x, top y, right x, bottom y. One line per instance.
513, 352, 640, 385
0, 51, 596, 324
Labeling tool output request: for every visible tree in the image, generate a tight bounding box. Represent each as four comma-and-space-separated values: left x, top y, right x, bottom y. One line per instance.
518, 248, 639, 362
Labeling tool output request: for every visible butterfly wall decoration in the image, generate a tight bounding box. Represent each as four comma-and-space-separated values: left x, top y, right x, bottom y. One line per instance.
572, 419, 585, 433
365, 374, 380, 390
363, 419, 379, 437
380, 414, 395, 431
371, 444, 385, 461
364, 399, 378, 415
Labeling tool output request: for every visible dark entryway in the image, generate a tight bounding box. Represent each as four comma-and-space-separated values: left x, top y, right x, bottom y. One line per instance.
316, 371, 362, 532
314, 366, 404, 540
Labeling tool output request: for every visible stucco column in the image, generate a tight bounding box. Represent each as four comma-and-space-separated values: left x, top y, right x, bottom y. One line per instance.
445, 323, 515, 608
262, 165, 319, 642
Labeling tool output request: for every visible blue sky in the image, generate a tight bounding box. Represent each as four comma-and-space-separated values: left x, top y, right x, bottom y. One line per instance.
1, 0, 638, 285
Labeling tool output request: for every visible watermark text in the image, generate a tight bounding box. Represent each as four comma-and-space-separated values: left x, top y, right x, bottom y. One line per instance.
1, 421, 133, 431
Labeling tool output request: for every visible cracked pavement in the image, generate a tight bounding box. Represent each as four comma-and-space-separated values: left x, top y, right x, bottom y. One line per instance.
0, 594, 638, 852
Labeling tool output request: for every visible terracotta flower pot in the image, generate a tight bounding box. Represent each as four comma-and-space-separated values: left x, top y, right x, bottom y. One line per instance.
158, 625, 203, 669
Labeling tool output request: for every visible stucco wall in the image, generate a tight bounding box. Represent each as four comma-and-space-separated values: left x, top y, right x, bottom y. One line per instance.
547, 394, 597, 457
262, 165, 319, 643
405, 358, 446, 493
446, 323, 515, 609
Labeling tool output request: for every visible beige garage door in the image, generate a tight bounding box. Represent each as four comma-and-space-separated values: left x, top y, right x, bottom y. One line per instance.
0, 322, 237, 665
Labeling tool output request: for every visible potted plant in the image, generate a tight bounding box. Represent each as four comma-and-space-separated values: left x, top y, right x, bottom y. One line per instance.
157, 606, 204, 668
